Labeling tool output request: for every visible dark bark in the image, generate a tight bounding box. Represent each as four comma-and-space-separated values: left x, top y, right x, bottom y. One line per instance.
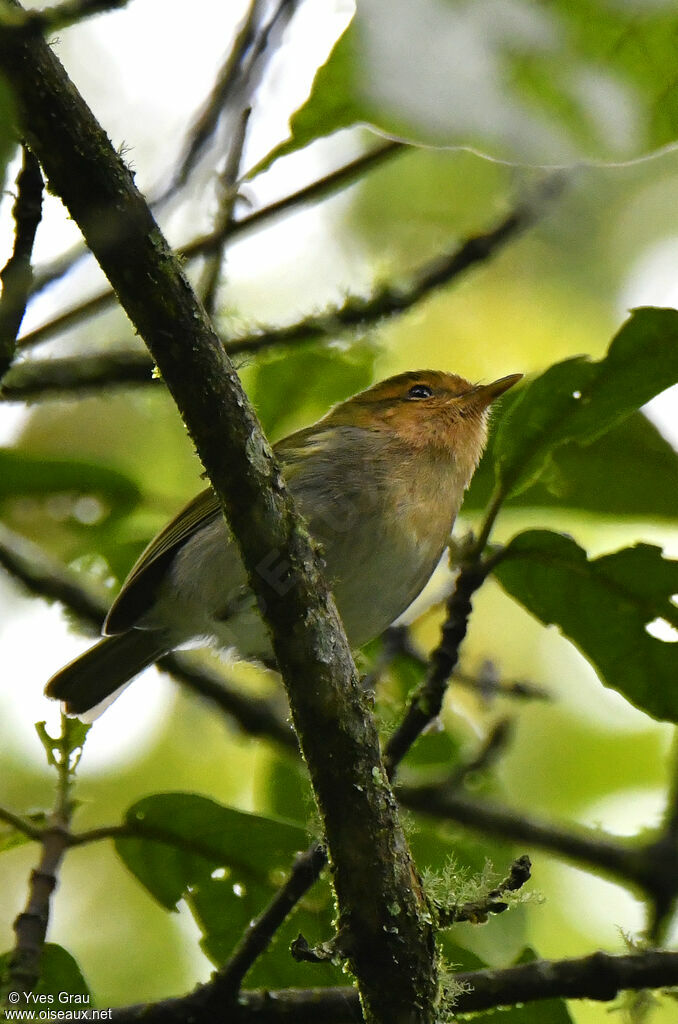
0, 11, 436, 1021
110, 949, 678, 1022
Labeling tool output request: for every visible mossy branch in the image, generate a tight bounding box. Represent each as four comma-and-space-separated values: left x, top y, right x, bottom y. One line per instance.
0, 9, 436, 1020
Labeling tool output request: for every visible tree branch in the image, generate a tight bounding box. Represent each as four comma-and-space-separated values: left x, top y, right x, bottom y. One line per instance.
0, 0, 128, 35
28, 140, 401, 304
0, 146, 42, 380
0, 349, 156, 401
109, 949, 678, 1022
7, 717, 85, 997
395, 784, 671, 903
17, 170, 563, 369
0, 14, 437, 1020
434, 854, 531, 926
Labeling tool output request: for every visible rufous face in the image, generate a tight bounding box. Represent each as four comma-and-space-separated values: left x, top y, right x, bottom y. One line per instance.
324, 370, 522, 453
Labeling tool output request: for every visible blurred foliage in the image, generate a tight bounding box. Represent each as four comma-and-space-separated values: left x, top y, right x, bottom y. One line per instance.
245, 336, 377, 440
2, 2, 678, 1023
259, 0, 678, 170
0, 74, 15, 193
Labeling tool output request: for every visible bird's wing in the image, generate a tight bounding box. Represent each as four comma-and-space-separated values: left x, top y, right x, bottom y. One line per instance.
104, 487, 222, 634
104, 430, 332, 635
274, 425, 332, 479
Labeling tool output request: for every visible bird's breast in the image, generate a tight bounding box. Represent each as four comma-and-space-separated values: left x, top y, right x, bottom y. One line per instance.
298, 449, 466, 647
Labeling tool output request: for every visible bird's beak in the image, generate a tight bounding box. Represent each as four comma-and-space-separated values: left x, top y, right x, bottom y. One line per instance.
457, 373, 523, 410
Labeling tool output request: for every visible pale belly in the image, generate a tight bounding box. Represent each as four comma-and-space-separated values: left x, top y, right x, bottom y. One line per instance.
319, 517, 447, 648
153, 505, 450, 663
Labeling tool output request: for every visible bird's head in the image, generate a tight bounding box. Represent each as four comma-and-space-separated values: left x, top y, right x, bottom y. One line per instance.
324, 369, 522, 473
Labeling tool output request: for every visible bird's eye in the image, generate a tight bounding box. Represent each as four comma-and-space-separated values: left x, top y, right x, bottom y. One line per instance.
407, 384, 434, 399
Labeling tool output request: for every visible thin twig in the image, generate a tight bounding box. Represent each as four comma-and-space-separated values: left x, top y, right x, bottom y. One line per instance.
373, 626, 550, 703
0, 146, 42, 379
383, 558, 491, 774
219, 172, 568, 360
108, 949, 678, 1021
210, 844, 327, 997
453, 666, 551, 703
445, 717, 513, 789
435, 853, 531, 926
18, 170, 564, 359
642, 730, 678, 940
201, 106, 252, 315
0, 0, 127, 34
0, 806, 44, 841
0, 349, 156, 400
160, 0, 297, 201
166, 0, 260, 198
28, 140, 402, 302
7, 717, 85, 995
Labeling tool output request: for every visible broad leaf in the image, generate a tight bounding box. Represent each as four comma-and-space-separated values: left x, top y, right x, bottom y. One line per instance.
465, 409, 678, 521
0, 943, 90, 1007
494, 530, 678, 722
492, 307, 678, 499
115, 793, 309, 911
115, 793, 341, 985
256, 1, 678, 173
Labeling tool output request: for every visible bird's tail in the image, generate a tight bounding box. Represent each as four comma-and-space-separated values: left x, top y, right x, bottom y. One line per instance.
45, 631, 168, 718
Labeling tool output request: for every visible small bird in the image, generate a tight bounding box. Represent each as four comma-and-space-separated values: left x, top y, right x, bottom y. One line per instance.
46, 369, 521, 716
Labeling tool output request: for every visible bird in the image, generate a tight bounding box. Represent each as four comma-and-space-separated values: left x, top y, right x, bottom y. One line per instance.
45, 369, 521, 716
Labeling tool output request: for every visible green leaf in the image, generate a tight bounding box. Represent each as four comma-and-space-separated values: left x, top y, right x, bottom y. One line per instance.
115, 793, 309, 910
465, 409, 678, 521
492, 308, 678, 499
35, 719, 90, 772
250, 24, 360, 177
246, 339, 377, 440
115, 793, 340, 986
254, 2, 678, 173
189, 868, 341, 987
0, 812, 46, 853
494, 530, 678, 723
0, 448, 141, 521
0, 943, 90, 1008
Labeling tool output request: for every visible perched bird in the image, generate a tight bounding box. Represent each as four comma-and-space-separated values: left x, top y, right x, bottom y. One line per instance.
46, 369, 521, 716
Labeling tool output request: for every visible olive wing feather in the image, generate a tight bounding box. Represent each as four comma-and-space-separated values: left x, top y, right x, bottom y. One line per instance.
104, 487, 222, 634
103, 430, 329, 636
